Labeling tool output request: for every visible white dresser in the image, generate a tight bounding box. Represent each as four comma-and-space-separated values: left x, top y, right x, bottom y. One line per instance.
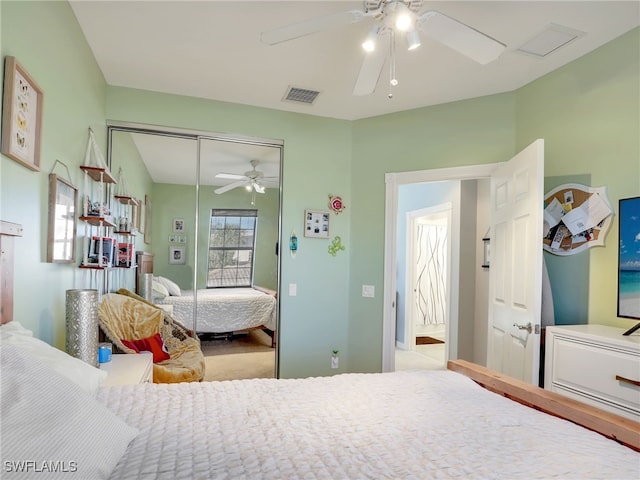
100, 352, 154, 386
544, 324, 640, 421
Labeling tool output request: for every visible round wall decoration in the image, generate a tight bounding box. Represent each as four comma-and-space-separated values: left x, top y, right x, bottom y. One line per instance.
328, 194, 345, 214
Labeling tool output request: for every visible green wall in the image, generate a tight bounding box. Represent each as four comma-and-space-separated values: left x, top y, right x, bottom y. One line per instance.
2, 1, 638, 377
515, 28, 639, 329
1, 1, 108, 347
105, 87, 354, 378
349, 94, 517, 371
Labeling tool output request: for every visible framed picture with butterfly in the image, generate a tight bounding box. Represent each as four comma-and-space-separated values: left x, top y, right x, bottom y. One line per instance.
1, 56, 44, 171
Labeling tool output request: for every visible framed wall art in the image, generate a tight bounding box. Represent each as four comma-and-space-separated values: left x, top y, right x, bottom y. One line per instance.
304, 210, 330, 239
169, 246, 186, 265
1, 56, 44, 171
172, 218, 185, 233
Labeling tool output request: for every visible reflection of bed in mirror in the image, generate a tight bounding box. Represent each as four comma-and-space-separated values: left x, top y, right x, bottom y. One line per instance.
156, 286, 277, 339
137, 253, 277, 346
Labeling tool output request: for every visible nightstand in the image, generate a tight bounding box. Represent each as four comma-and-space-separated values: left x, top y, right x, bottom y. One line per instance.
100, 352, 153, 386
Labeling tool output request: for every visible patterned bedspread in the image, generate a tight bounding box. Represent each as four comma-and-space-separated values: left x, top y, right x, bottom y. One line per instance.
98, 370, 640, 480
157, 288, 276, 333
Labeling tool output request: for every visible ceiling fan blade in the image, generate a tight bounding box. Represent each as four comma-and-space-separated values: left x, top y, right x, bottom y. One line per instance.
215, 173, 245, 180
417, 11, 505, 65
261, 9, 365, 45
353, 35, 389, 96
215, 180, 247, 195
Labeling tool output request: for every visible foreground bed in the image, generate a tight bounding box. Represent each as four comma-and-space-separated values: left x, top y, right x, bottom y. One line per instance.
3, 344, 639, 480
96, 363, 638, 479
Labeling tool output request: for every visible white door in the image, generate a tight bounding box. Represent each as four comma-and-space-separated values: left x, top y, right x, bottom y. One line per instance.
486, 139, 544, 384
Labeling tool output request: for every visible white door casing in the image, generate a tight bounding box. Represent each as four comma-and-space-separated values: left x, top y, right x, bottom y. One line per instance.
486, 139, 544, 384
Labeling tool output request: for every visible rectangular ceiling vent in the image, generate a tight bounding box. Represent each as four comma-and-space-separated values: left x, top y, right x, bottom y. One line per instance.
517, 24, 585, 58
283, 86, 320, 105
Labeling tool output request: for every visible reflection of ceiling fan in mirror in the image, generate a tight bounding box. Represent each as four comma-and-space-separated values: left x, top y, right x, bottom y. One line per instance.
261, 0, 506, 96
214, 160, 276, 195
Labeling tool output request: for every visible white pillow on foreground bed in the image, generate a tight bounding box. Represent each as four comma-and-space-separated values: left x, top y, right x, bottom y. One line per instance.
0, 344, 138, 480
0, 321, 107, 395
155, 275, 181, 296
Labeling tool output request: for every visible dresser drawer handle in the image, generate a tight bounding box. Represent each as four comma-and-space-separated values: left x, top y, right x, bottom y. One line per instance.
615, 375, 640, 388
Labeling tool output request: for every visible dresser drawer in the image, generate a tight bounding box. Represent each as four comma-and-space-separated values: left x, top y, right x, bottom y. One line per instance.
548, 333, 640, 418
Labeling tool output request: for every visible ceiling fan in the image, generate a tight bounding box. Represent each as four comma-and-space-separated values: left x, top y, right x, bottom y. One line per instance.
214, 159, 275, 195
261, 0, 506, 96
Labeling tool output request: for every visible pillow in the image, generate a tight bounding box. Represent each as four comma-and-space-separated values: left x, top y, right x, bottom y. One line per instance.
0, 321, 107, 396
156, 276, 181, 296
152, 280, 169, 299
121, 333, 170, 363
0, 344, 138, 479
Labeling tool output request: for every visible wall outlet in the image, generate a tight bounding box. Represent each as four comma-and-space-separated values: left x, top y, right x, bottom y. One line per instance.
288, 283, 297, 296
331, 355, 339, 369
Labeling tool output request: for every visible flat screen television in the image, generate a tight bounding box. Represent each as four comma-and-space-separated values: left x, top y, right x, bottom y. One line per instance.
618, 196, 640, 335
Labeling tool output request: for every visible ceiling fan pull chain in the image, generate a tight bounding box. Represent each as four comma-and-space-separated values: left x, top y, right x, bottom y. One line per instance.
389, 29, 398, 99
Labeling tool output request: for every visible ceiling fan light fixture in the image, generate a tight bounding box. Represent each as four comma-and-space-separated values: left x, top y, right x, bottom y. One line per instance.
245, 184, 252, 192
254, 182, 265, 194
406, 29, 421, 50
394, 3, 414, 32
362, 25, 379, 52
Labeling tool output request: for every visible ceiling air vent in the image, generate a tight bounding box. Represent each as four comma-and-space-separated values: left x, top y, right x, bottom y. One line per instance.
282, 86, 320, 105
516, 24, 585, 58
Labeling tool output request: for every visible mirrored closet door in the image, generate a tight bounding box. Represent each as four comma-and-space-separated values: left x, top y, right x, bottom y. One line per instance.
108, 124, 282, 380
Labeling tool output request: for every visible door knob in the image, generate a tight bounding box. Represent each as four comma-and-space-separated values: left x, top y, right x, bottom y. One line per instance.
513, 322, 532, 334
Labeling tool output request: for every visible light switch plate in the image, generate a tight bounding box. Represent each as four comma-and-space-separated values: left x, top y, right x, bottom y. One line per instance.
362, 285, 375, 298
289, 283, 297, 296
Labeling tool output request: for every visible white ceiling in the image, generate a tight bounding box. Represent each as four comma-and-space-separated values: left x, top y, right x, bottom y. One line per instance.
70, 1, 639, 185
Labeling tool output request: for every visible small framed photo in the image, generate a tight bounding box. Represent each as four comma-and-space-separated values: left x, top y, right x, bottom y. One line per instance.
172, 218, 185, 233
169, 246, 185, 265
304, 210, 330, 239
1, 56, 44, 171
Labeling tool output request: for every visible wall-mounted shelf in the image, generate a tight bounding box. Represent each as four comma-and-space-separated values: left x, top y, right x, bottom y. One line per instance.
114, 195, 138, 206
79, 264, 113, 271
79, 215, 116, 228
80, 165, 116, 184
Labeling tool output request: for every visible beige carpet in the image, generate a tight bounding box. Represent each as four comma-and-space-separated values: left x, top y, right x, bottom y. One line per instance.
200, 329, 276, 382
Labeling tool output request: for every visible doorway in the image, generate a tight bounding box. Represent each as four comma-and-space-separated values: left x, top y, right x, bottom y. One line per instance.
383, 164, 499, 372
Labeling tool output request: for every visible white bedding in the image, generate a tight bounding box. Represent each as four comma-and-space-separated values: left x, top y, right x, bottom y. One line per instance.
98, 370, 640, 480
156, 288, 276, 333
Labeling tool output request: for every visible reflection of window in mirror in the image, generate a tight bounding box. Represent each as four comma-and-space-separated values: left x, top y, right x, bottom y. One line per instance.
47, 173, 78, 263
